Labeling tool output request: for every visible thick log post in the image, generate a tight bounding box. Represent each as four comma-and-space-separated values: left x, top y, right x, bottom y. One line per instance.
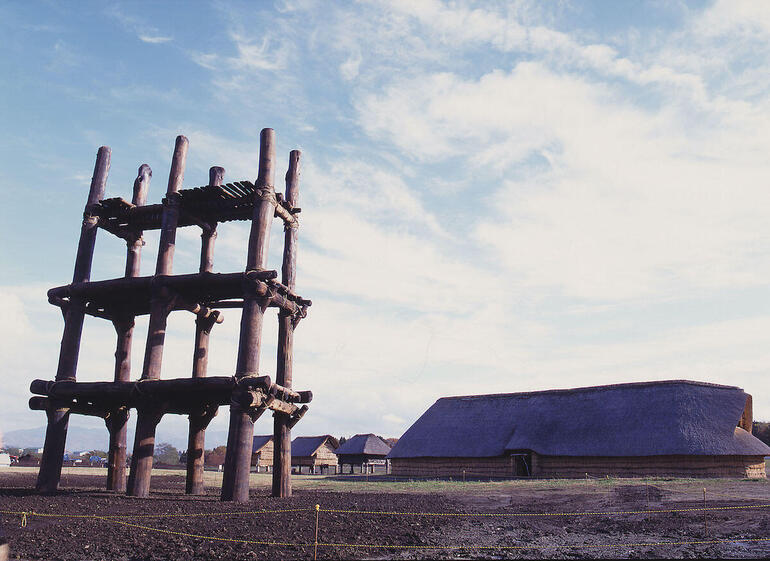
37, 146, 110, 493
272, 150, 301, 498
221, 129, 276, 502
107, 164, 151, 492
185, 166, 224, 495
128, 136, 188, 498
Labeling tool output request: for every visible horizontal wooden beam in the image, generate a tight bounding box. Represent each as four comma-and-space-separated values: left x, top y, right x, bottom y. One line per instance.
45, 270, 309, 319
269, 383, 312, 404
29, 396, 110, 418
273, 196, 298, 228
49, 270, 276, 300
30, 375, 271, 401
179, 207, 215, 233
29, 375, 312, 414
263, 395, 297, 416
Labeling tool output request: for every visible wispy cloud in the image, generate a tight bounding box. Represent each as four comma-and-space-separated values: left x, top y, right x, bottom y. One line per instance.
105, 5, 173, 45
138, 34, 172, 44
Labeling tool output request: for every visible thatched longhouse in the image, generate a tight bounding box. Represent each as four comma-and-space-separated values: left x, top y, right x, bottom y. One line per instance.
387, 380, 770, 479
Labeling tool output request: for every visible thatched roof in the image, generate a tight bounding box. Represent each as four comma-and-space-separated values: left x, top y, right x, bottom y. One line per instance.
388, 380, 770, 459
252, 435, 273, 453
291, 435, 339, 458
335, 434, 392, 457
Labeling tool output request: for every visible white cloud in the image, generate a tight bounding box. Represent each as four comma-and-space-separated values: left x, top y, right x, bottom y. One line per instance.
357, 58, 770, 301
138, 35, 172, 44
339, 52, 362, 81
229, 34, 286, 71
694, 0, 770, 38
190, 33, 287, 75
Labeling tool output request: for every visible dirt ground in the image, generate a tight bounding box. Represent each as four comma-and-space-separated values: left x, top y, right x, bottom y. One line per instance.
1, 467, 769, 560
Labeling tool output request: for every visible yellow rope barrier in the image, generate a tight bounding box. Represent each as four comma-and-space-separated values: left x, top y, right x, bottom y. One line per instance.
319, 503, 770, 517
0, 507, 309, 520
5, 503, 770, 553
3, 501, 770, 523
28, 515, 770, 553
97, 517, 311, 548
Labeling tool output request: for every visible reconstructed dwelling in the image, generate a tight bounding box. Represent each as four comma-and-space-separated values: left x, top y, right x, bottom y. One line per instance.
252, 435, 274, 473
335, 434, 392, 474
292, 435, 339, 474
387, 380, 770, 479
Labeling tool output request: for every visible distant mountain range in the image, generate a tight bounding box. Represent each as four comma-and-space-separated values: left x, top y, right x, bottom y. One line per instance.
4, 425, 230, 453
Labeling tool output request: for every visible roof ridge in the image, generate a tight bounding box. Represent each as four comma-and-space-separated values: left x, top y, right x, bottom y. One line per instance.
441, 379, 743, 401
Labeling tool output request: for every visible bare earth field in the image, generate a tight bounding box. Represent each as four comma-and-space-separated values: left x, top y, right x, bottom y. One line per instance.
1, 467, 769, 559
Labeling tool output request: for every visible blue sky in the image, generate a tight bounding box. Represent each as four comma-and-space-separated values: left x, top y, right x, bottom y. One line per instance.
2, 1, 770, 446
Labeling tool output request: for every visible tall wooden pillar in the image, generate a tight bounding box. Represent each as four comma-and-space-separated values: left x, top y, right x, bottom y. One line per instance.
128, 136, 188, 497
221, 129, 276, 502
185, 166, 223, 495
106, 164, 151, 492
272, 150, 301, 498
37, 146, 111, 493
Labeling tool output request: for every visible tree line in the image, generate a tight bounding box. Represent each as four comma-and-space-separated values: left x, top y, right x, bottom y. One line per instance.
752, 422, 770, 447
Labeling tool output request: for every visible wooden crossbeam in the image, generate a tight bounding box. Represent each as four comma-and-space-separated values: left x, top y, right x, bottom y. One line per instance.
46, 270, 308, 319
29, 375, 311, 410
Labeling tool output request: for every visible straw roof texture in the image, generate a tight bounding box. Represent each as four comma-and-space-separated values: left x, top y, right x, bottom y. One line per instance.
335, 434, 392, 456
291, 435, 339, 457
388, 380, 770, 459
252, 435, 273, 453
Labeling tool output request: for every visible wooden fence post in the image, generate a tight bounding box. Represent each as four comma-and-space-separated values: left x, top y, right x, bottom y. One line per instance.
37, 146, 110, 493
128, 136, 188, 497
221, 128, 276, 502
272, 149, 301, 498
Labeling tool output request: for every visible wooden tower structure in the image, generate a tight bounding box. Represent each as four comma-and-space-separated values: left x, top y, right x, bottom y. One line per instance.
30, 128, 311, 502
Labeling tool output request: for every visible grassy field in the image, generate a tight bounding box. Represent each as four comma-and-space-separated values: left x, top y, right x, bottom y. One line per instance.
12, 465, 768, 501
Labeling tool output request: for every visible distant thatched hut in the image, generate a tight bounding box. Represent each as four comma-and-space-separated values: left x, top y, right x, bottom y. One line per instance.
291, 435, 339, 474
388, 380, 770, 479
251, 435, 274, 473
335, 434, 392, 474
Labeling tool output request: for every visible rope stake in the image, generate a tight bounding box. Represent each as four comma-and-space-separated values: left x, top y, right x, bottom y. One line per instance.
314, 504, 320, 561
21, 511, 30, 527
703, 488, 708, 537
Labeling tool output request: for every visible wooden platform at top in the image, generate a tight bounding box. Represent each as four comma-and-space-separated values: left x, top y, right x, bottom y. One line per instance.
95, 180, 297, 236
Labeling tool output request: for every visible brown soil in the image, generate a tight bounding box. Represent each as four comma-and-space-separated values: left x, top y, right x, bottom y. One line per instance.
2, 470, 769, 559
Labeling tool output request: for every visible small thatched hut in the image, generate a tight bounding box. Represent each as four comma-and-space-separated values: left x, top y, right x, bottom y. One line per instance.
251, 435, 274, 473
388, 380, 770, 479
335, 434, 392, 474
291, 435, 339, 474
